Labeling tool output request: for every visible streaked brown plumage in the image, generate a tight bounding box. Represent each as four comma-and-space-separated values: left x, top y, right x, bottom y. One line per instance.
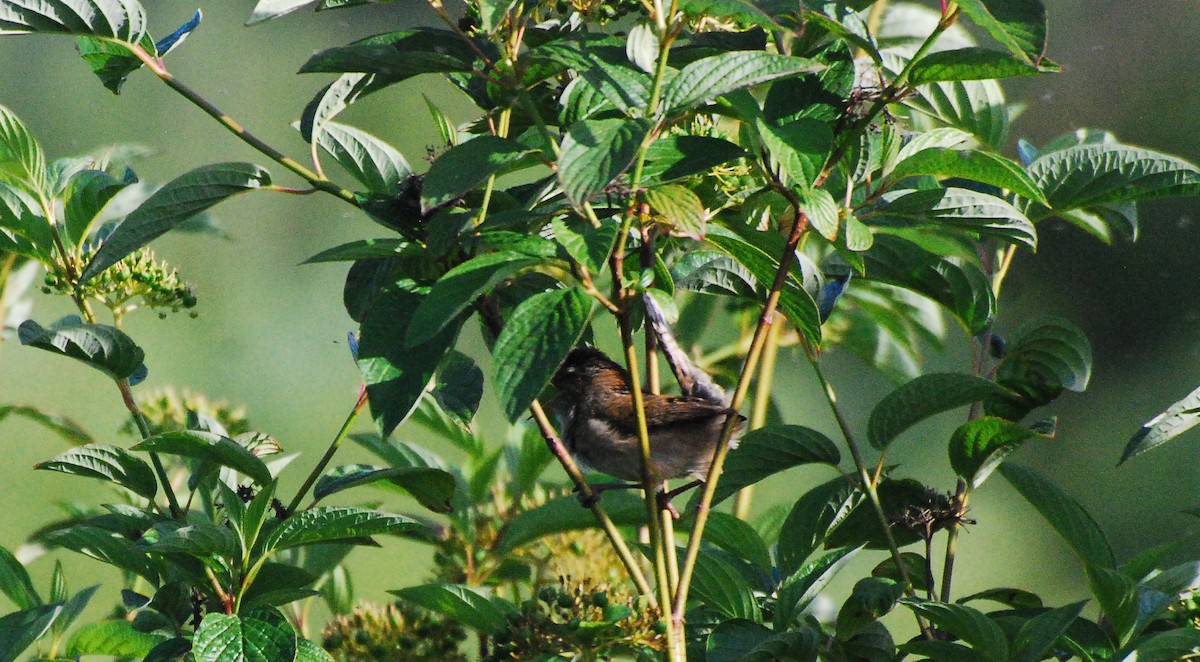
550, 347, 743, 486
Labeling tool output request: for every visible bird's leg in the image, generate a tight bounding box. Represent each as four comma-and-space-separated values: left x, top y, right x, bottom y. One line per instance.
656, 479, 703, 520
574, 481, 640, 507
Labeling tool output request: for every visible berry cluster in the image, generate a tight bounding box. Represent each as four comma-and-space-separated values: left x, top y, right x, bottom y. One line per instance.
322, 601, 468, 662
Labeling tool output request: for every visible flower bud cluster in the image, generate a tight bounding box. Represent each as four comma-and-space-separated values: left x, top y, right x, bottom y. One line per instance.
321, 601, 468, 661
43, 246, 197, 319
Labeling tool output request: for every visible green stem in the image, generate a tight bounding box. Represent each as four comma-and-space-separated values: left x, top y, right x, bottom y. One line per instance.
286, 389, 368, 514
731, 320, 783, 520
117, 379, 182, 519
939, 479, 968, 602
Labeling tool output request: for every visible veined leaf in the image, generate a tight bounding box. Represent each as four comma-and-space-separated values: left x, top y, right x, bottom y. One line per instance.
0, 546, 40, 610
908, 46, 1057, 85
868, 187, 1037, 250
659, 51, 824, 115
1122, 384, 1200, 464
755, 117, 833, 191
956, 0, 1054, 69
65, 617, 167, 657
18, 317, 146, 382
558, 117, 652, 207
641, 134, 746, 184
299, 28, 478, 79
246, 0, 315, 24
691, 551, 760, 621
264, 507, 423, 552
421, 136, 536, 212
299, 73, 391, 143
314, 464, 455, 513
76, 33, 152, 94
493, 286, 592, 422
700, 512, 771, 571
63, 167, 137, 246
135, 522, 238, 557
132, 430, 272, 485
192, 609, 296, 662
776, 477, 859, 576
406, 251, 538, 345
707, 424, 840, 507
901, 599, 1009, 661
987, 316, 1092, 420
302, 238, 409, 263
0, 404, 93, 444
315, 121, 411, 196
0, 604, 63, 662
80, 162, 271, 282
1000, 463, 1115, 569
391, 584, 512, 634
0, 104, 47, 196
775, 546, 860, 631
36, 444, 157, 500
551, 216, 619, 274
0, 0, 147, 42
896, 55, 1009, 150
645, 184, 707, 239
885, 148, 1047, 205
837, 577, 904, 640
41, 526, 158, 582
868, 373, 1011, 451
948, 417, 1040, 488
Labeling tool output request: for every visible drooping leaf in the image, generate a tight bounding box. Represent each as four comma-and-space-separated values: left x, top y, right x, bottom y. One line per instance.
885, 147, 1047, 205
75, 35, 151, 94
313, 464, 455, 513
707, 424, 840, 507
315, 121, 412, 196
299, 73, 392, 142
837, 577, 904, 640
558, 117, 652, 207
868, 373, 1011, 451
80, 162, 271, 282
299, 28, 479, 80
0, 405, 93, 444
406, 252, 538, 345
1000, 463, 1115, 568
391, 584, 512, 634
40, 526, 158, 582
706, 619, 773, 662
493, 286, 593, 422
894, 53, 1009, 150
659, 51, 824, 115
132, 430, 273, 485
987, 316, 1092, 420
869, 186, 1036, 251
63, 167, 137, 246
302, 238, 409, 264
0, 0, 147, 41
192, 608, 296, 662
264, 507, 423, 552
1122, 384, 1200, 464
18, 317, 146, 382
421, 136, 536, 212
135, 522, 239, 557
496, 491, 647, 554
948, 417, 1039, 487
36, 444, 158, 500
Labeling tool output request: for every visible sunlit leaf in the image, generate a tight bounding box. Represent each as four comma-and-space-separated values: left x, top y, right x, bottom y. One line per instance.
264, 507, 423, 552
660, 51, 824, 115
558, 117, 652, 207
36, 444, 157, 500
1122, 384, 1200, 464
391, 583, 513, 634
18, 317, 146, 382
132, 430, 272, 485
192, 608, 296, 662
314, 464, 455, 513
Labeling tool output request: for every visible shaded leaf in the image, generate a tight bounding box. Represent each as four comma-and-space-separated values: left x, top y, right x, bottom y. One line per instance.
406, 252, 537, 345
691, 550, 760, 621
1000, 463, 1114, 568
0, 604, 62, 662
391, 583, 512, 634
314, 464, 456, 513
948, 417, 1039, 487
18, 317, 145, 382
264, 507, 423, 552
64, 167, 137, 246
901, 598, 1008, 661
868, 373, 1010, 451
641, 134, 747, 184
837, 577, 903, 640
132, 430, 272, 485
76, 34, 151, 94
776, 477, 859, 576
0, 545, 40, 610
775, 546, 860, 631
708, 424, 840, 507
421, 136, 535, 212
303, 238, 408, 264
700, 512, 771, 571
496, 491, 647, 554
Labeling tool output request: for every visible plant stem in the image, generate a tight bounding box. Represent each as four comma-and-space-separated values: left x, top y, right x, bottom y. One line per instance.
117, 378, 183, 519
286, 388, 368, 514
732, 319, 783, 520
940, 479, 968, 602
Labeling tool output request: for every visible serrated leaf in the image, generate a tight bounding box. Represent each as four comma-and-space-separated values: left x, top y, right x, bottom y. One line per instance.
551, 216, 619, 274
893, 53, 1009, 150
955, 0, 1053, 69
756, 117, 833, 191
36, 444, 157, 500
18, 317, 145, 381
421, 136, 535, 212
988, 316, 1092, 419
136, 522, 238, 557
496, 491, 647, 554
132, 430, 272, 485
314, 464, 455, 513
707, 424, 840, 507
659, 51, 824, 115
558, 117, 652, 207
493, 286, 592, 422
1000, 463, 1114, 568
316, 121, 412, 196
645, 184, 706, 239
0, 104, 47, 195
406, 252, 537, 345
948, 417, 1038, 487
192, 609, 296, 662
65, 619, 168, 656
391, 583, 512, 634
908, 46, 1056, 85
264, 507, 422, 552
901, 599, 1009, 661
432, 350, 483, 429
41, 526, 158, 582
1123, 384, 1200, 464
0, 603, 62, 662
887, 147, 1047, 205
868, 373, 1010, 451
80, 162, 271, 282
775, 546, 860, 631
869, 187, 1036, 250
0, 0, 147, 41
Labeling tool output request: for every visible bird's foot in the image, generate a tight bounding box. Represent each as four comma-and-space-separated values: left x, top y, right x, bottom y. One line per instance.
574, 481, 639, 508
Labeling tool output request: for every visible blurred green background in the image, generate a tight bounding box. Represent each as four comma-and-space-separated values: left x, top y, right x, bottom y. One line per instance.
0, 0, 1197, 631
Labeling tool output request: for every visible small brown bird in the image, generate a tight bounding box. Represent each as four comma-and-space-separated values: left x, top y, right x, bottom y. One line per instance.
550, 347, 743, 511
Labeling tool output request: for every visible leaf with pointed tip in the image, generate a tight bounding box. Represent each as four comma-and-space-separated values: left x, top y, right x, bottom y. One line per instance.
644, 184, 707, 239
316, 121, 411, 196
707, 425, 840, 507
641, 134, 746, 185
303, 238, 409, 264
132, 430, 272, 485
192, 609, 296, 662
391, 584, 513, 634
948, 417, 1039, 488
300, 73, 391, 142
1000, 463, 1114, 568
265, 507, 423, 552
0, 405, 93, 444
314, 465, 455, 513
558, 117, 652, 207
901, 599, 1009, 661
135, 523, 238, 557
76, 34, 153, 94
0, 104, 47, 196
987, 316, 1092, 420
908, 46, 1057, 85
493, 286, 592, 422
1122, 384, 1200, 464
955, 0, 1054, 69
496, 491, 647, 554
421, 136, 536, 212
41, 526, 158, 582
868, 373, 1009, 450
886, 147, 1047, 205
892, 54, 1009, 150
690, 550, 760, 621
870, 187, 1036, 249
65, 619, 169, 657
0, 603, 63, 662
0, 546, 40, 611
18, 318, 146, 381
699, 512, 771, 571
776, 477, 859, 576
1114, 629, 1200, 662
775, 546, 860, 631
406, 252, 537, 345
81, 162, 271, 282
659, 51, 824, 115
300, 28, 478, 79
0, 0, 147, 41
551, 216, 619, 274
246, 0, 315, 24
36, 444, 157, 500
755, 117, 833, 192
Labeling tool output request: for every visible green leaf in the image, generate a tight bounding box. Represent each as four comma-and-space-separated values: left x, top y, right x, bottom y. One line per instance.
957, 587, 1043, 609
908, 47, 1056, 85
297, 638, 336, 662
1085, 565, 1167, 647
1122, 383, 1200, 463
551, 216, 619, 274
869, 187, 1036, 250
776, 477, 859, 576
18, 318, 146, 381
861, 233, 995, 335
755, 117, 833, 191
391, 583, 511, 634
1113, 629, 1200, 662
887, 146, 1047, 205
0, 0, 147, 41
0, 603, 62, 662
700, 512, 771, 570
902, 599, 1009, 661
192, 609, 296, 662
314, 464, 456, 513
421, 136, 535, 212
641, 134, 747, 184
76, 34, 150, 94
493, 286, 593, 422
302, 238, 409, 263
300, 28, 478, 79
955, 0, 1053, 68
240, 563, 319, 609
895, 55, 1009, 150
80, 162, 271, 282
988, 316, 1092, 419
948, 417, 1039, 487
0, 546, 40, 610
41, 526, 158, 582
264, 507, 423, 552
708, 424, 840, 507
0, 183, 52, 259
676, 0, 781, 30
0, 104, 47, 196
299, 73, 390, 142
315, 121, 412, 196
558, 117, 652, 207
644, 184, 707, 239
691, 550, 760, 621
132, 430, 273, 485
775, 546, 860, 631
496, 491, 647, 554
837, 577, 904, 640
868, 373, 1010, 451
706, 619, 773, 662
136, 522, 239, 557
65, 619, 167, 656
35, 443, 158, 500
359, 285, 466, 438
1000, 463, 1114, 568
406, 252, 537, 345
0, 405, 92, 444
63, 168, 137, 246
659, 51, 824, 115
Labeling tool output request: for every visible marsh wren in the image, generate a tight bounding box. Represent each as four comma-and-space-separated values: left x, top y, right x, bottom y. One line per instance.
550, 348, 743, 510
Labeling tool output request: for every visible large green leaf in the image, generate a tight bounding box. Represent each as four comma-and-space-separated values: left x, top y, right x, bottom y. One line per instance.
691, 550, 760, 621
755, 117, 833, 191
551, 215, 619, 274
908, 46, 1056, 84
135, 522, 239, 557
41, 526, 158, 582
359, 285, 466, 438
836, 577, 904, 640
192, 609, 296, 662
313, 464, 455, 513
65, 619, 168, 656
707, 424, 840, 507
868, 373, 1010, 451
948, 417, 1039, 488
0, 104, 47, 196
421, 136, 535, 212
496, 491, 647, 554
63, 167, 137, 246
1000, 463, 1114, 568
0, 603, 62, 662
132, 430, 272, 485
35, 443, 158, 500
302, 238, 409, 263
775, 546, 860, 631
776, 477, 859, 576
299, 73, 391, 142
987, 316, 1092, 420
1122, 384, 1200, 464
0, 0, 147, 41
1113, 629, 1200, 662
264, 507, 423, 552
955, 0, 1053, 68
895, 54, 1009, 150
76, 33, 152, 94
1011, 600, 1087, 662
901, 599, 1009, 661
885, 147, 1047, 205
558, 117, 652, 206
406, 252, 537, 345
315, 121, 411, 197
699, 512, 772, 571
641, 134, 747, 184
867, 187, 1036, 250
18, 317, 146, 382
659, 51, 824, 115
493, 286, 593, 422
0, 546, 40, 610
80, 162, 271, 282
391, 583, 512, 634
0, 182, 52, 260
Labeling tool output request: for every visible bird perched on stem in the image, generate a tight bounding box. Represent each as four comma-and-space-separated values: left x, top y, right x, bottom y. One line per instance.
550, 347, 743, 515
